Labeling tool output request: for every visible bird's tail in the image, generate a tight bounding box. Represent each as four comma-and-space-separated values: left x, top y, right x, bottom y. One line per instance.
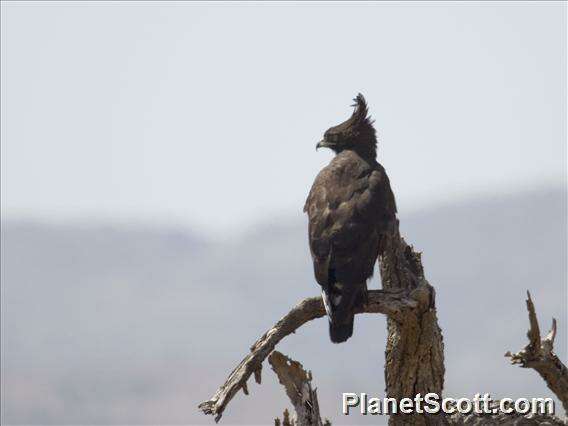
329, 315, 354, 343
322, 282, 366, 344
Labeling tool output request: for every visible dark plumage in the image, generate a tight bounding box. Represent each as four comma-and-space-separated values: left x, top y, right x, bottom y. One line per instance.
304, 94, 397, 343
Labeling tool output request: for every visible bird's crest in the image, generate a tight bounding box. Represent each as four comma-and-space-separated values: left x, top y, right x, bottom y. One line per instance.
333, 93, 374, 135
350, 93, 372, 127
318, 93, 378, 158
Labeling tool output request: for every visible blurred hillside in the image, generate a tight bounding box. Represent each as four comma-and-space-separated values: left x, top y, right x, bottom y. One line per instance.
1, 186, 566, 425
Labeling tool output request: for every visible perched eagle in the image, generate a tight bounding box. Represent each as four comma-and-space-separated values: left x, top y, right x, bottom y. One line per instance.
304, 94, 397, 343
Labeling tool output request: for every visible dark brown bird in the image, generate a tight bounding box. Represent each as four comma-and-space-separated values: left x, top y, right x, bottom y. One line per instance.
304, 94, 397, 343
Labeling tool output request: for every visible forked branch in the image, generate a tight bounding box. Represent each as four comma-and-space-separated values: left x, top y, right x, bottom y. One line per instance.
269, 350, 330, 426
198, 288, 420, 422
506, 291, 568, 413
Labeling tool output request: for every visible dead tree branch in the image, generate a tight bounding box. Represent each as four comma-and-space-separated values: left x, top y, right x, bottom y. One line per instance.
198, 288, 420, 422
198, 228, 567, 426
274, 409, 293, 426
506, 291, 568, 413
199, 218, 565, 425
378, 223, 445, 425
269, 351, 330, 426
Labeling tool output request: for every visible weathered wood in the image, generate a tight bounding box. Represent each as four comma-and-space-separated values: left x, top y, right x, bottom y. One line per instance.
378, 224, 445, 426
198, 242, 566, 426
269, 351, 327, 426
506, 291, 568, 413
274, 408, 293, 426
198, 289, 418, 422
198, 203, 565, 426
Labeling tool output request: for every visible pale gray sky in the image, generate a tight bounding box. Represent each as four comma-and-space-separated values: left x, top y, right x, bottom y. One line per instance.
1, 1, 566, 234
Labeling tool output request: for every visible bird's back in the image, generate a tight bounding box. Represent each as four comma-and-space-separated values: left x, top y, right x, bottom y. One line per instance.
304, 150, 396, 287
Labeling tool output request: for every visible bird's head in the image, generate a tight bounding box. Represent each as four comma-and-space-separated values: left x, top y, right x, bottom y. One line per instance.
316, 93, 377, 158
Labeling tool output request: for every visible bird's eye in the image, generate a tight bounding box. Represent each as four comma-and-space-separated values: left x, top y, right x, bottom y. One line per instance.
329, 134, 338, 142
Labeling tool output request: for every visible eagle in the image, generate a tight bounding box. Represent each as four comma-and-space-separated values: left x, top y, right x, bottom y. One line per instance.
304, 94, 397, 343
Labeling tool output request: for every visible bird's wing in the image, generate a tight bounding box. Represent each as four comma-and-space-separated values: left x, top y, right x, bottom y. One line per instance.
304, 153, 396, 287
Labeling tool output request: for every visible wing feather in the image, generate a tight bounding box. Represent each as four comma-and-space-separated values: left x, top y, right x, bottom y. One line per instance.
305, 151, 396, 287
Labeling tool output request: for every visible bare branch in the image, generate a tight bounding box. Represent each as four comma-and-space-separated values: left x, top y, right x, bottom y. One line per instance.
378, 228, 445, 426
274, 408, 293, 426
198, 288, 420, 422
269, 351, 327, 426
506, 292, 568, 413
526, 291, 542, 351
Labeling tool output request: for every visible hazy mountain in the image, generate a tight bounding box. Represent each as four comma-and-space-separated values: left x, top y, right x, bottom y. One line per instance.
1, 186, 566, 425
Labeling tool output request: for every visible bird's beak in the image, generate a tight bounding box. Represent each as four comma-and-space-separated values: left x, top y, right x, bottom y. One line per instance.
316, 140, 327, 151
